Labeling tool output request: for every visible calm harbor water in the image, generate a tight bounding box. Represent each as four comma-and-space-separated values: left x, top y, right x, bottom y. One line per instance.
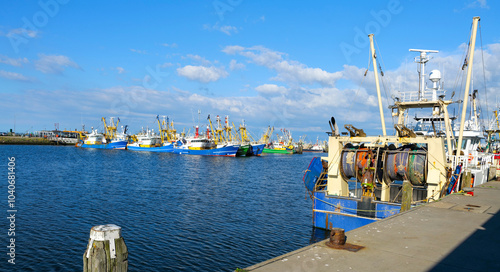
0, 145, 329, 271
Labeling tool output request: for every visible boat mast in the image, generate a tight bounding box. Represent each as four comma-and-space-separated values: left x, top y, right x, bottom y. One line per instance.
408, 49, 439, 100
368, 34, 387, 136
457, 16, 480, 157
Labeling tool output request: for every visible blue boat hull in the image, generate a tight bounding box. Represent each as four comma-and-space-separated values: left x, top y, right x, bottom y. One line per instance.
79, 140, 127, 149
249, 144, 265, 156
303, 157, 324, 191
312, 191, 401, 231
305, 157, 401, 231
127, 144, 174, 152
173, 145, 239, 156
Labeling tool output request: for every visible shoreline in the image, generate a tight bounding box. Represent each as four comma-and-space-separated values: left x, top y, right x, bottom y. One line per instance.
0, 136, 62, 145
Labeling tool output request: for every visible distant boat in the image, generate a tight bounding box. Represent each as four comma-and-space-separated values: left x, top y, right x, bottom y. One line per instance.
249, 143, 265, 156
262, 142, 295, 154
127, 128, 175, 152
173, 126, 239, 156
127, 116, 179, 153
77, 129, 127, 149
77, 117, 127, 149
173, 137, 239, 156
262, 128, 296, 154
236, 144, 251, 156
303, 144, 325, 153
303, 137, 325, 152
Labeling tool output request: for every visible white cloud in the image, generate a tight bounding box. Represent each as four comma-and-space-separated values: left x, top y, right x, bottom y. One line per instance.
222, 45, 342, 86
186, 54, 212, 66
160, 62, 174, 68
6, 28, 39, 38
130, 49, 147, 54
177, 65, 228, 83
117, 67, 125, 74
454, 0, 489, 11
0, 55, 29, 67
162, 43, 178, 48
221, 45, 245, 55
0, 70, 33, 82
219, 25, 238, 35
229, 59, 245, 70
255, 84, 287, 96
34, 54, 80, 74
203, 23, 238, 36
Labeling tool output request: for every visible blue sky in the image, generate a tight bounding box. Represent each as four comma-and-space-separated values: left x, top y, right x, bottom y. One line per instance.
1, 0, 499, 142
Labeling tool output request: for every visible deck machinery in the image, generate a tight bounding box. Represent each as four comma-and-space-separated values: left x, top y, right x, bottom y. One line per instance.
308, 17, 484, 231
313, 100, 451, 230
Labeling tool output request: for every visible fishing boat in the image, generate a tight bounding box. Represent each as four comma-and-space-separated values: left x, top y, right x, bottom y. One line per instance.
303, 137, 325, 152
262, 128, 296, 154
249, 143, 265, 156
173, 126, 239, 156
236, 144, 251, 156
127, 128, 165, 151
77, 117, 128, 149
303, 17, 498, 232
263, 142, 295, 154
127, 116, 177, 152
208, 115, 262, 157
234, 120, 265, 156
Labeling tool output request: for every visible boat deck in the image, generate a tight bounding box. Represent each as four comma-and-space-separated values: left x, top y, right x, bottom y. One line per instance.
245, 181, 500, 271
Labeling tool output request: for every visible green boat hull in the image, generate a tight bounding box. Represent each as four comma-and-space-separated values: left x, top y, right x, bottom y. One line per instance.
236, 144, 251, 156
262, 147, 295, 154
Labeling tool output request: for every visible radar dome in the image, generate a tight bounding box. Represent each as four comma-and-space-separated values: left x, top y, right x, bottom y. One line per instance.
429, 70, 441, 82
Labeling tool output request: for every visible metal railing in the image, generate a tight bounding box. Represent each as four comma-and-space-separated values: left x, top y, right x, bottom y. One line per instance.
396, 89, 446, 102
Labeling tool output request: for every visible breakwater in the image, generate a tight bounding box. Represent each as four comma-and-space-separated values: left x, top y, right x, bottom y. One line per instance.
0, 136, 54, 145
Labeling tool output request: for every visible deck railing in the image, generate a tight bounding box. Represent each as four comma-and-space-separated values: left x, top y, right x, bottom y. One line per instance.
396, 89, 446, 102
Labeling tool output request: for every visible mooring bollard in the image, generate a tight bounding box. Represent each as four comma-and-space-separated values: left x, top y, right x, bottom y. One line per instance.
83, 224, 128, 272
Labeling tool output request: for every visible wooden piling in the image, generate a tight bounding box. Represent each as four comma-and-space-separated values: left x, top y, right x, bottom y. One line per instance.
400, 180, 412, 212
488, 166, 496, 181
462, 171, 472, 189
83, 224, 128, 272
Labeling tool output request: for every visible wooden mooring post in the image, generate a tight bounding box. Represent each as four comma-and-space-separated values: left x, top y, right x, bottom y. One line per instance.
462, 171, 472, 188
400, 180, 412, 212
83, 224, 128, 272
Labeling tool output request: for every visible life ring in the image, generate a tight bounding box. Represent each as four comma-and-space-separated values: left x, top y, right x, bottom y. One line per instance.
468, 153, 473, 162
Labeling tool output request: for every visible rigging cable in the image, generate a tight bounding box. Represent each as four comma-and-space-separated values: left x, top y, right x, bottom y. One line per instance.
479, 21, 490, 125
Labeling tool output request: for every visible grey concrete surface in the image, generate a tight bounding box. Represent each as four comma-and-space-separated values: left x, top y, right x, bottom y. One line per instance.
246, 181, 500, 272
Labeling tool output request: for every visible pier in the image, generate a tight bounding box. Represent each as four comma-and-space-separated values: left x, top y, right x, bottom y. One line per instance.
245, 181, 500, 271
0, 136, 53, 145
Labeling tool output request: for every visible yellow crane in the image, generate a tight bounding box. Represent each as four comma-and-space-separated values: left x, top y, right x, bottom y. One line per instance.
102, 117, 119, 140
259, 126, 274, 144
207, 116, 219, 144
238, 120, 252, 143
224, 116, 233, 142
156, 115, 178, 144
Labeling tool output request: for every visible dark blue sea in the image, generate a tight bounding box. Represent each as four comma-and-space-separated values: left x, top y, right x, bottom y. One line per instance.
0, 145, 329, 271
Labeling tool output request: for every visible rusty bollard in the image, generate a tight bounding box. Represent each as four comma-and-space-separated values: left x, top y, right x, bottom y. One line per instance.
325, 228, 364, 252
326, 228, 346, 248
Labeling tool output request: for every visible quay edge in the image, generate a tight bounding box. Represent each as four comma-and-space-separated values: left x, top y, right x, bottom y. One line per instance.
244, 181, 500, 272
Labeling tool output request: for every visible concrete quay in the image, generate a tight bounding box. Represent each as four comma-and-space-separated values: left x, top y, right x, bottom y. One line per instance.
246, 181, 500, 272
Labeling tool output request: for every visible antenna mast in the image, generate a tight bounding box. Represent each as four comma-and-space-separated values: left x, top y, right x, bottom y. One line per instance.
409, 49, 439, 100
